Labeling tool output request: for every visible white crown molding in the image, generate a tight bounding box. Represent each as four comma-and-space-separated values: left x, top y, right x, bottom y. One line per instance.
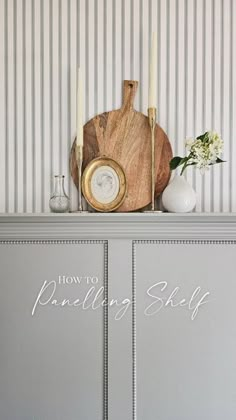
1, 213, 236, 240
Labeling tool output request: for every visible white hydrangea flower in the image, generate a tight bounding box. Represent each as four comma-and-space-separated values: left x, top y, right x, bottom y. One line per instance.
185, 138, 194, 151
184, 131, 223, 173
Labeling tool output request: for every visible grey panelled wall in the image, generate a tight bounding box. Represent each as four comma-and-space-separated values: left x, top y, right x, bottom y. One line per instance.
0, 0, 235, 213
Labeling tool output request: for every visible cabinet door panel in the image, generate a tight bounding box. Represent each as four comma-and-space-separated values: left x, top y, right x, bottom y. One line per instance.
134, 242, 236, 420
0, 241, 107, 420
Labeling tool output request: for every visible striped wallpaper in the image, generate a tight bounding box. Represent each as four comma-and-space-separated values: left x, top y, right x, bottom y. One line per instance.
0, 0, 235, 213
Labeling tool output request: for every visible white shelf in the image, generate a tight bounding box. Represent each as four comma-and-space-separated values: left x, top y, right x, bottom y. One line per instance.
0, 212, 236, 241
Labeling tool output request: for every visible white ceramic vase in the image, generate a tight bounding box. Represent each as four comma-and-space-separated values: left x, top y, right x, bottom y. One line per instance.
162, 175, 196, 213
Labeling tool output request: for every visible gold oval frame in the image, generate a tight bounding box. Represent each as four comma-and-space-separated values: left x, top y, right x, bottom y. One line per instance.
82, 157, 127, 212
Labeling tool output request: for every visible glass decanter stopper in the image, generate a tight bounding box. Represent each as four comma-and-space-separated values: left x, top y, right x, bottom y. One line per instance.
49, 175, 70, 213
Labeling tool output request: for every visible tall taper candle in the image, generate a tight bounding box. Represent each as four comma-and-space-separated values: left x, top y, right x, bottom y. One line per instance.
148, 32, 157, 108
76, 68, 83, 146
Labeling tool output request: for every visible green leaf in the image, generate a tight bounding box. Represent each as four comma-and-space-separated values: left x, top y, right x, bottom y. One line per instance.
209, 158, 226, 166
169, 156, 184, 170
196, 132, 208, 142
169, 156, 190, 171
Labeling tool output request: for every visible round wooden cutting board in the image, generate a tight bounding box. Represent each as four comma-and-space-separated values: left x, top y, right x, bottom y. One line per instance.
70, 80, 172, 212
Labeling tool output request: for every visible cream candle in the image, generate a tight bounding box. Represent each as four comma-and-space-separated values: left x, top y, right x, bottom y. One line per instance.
76, 68, 83, 146
148, 32, 157, 109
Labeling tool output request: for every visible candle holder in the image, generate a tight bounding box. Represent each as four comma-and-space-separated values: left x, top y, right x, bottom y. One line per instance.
144, 107, 162, 213
75, 143, 85, 212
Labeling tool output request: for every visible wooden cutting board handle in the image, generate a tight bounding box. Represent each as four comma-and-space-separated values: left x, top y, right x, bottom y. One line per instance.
121, 80, 138, 111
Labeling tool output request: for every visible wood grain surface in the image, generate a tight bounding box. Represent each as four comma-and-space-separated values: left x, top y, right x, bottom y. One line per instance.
70, 80, 172, 212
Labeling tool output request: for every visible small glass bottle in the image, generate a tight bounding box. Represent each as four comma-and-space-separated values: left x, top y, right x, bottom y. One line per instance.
49, 175, 70, 213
